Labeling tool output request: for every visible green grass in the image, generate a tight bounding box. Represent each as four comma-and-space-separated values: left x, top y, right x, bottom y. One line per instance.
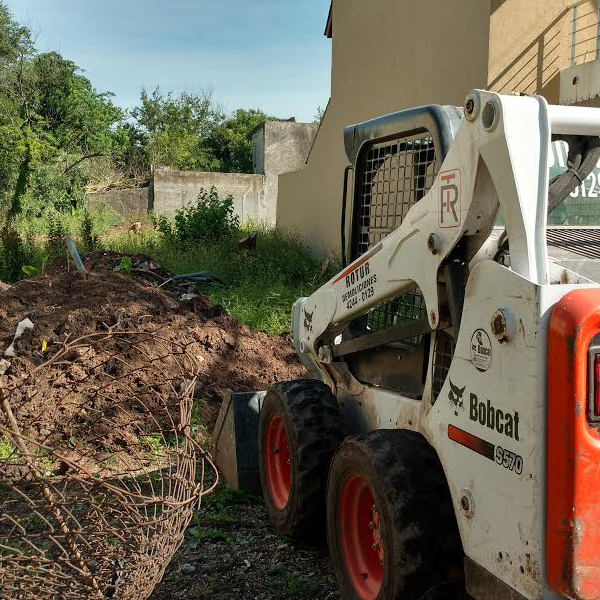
15, 202, 123, 240
104, 222, 337, 334
4, 202, 336, 335
0, 437, 16, 460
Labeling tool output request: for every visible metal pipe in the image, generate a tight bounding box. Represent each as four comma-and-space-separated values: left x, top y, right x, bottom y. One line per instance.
66, 237, 86, 273
547, 105, 600, 135
572, 5, 578, 66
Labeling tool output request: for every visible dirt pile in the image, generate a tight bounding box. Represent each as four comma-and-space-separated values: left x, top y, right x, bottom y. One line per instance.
0, 252, 306, 443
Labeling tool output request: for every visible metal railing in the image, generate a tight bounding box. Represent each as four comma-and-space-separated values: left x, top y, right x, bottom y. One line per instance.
571, 0, 600, 66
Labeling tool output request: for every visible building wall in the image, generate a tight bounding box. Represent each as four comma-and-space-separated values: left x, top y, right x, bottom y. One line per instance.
152, 169, 267, 223
260, 121, 319, 224
488, 0, 597, 99
277, 0, 491, 255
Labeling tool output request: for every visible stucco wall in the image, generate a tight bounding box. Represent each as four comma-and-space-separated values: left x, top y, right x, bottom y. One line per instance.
152, 169, 267, 223
277, 0, 491, 255
259, 121, 319, 224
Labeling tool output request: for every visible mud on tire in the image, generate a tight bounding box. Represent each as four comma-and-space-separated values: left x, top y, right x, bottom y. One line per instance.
258, 379, 343, 539
327, 430, 466, 600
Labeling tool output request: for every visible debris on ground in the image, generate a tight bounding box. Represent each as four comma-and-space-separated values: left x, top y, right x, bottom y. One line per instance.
0, 251, 337, 600
0, 250, 305, 443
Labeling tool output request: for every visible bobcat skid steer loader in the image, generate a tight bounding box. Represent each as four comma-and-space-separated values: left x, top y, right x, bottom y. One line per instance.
257, 90, 600, 600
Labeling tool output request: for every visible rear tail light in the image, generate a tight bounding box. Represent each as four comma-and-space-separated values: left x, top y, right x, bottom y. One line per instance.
588, 342, 600, 422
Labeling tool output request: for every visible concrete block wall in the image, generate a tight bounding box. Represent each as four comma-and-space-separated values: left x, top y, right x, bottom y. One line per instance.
151, 169, 267, 223
253, 121, 319, 224
87, 187, 149, 218
88, 120, 318, 226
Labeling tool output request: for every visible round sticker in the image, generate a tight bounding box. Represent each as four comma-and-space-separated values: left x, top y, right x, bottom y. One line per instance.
470, 329, 492, 372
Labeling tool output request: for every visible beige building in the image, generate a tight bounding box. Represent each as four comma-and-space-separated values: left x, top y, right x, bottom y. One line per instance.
277, 0, 600, 254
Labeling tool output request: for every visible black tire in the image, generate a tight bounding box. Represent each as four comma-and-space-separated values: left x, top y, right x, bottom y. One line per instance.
258, 379, 342, 540
327, 430, 466, 600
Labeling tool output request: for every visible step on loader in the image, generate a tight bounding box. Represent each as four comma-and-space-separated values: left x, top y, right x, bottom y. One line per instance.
257, 90, 600, 600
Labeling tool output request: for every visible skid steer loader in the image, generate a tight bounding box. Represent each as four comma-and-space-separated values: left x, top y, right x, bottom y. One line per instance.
257, 89, 600, 600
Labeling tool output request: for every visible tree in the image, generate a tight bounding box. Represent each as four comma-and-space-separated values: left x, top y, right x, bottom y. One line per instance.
131, 88, 223, 172
130, 89, 275, 174
206, 108, 273, 173
0, 3, 125, 215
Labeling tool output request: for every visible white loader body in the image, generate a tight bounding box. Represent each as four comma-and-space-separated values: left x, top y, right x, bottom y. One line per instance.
291, 91, 600, 599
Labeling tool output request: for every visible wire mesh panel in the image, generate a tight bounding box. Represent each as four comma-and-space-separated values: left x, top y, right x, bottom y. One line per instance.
432, 331, 456, 402
354, 134, 437, 258
352, 133, 436, 338
0, 330, 217, 600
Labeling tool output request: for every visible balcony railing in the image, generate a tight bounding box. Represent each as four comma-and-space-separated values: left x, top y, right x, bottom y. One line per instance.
571, 0, 600, 65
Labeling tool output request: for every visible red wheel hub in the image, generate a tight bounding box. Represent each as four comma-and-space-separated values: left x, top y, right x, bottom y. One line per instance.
265, 414, 291, 509
338, 473, 384, 600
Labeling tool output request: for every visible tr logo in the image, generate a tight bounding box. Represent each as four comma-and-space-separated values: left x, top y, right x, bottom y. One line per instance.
439, 169, 461, 228
448, 379, 466, 416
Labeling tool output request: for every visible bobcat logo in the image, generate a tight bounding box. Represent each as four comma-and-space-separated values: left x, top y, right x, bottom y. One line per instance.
476, 331, 484, 346
448, 379, 466, 416
303, 308, 314, 333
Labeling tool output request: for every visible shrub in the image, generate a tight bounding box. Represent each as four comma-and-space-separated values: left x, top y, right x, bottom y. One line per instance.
80, 210, 99, 253
0, 222, 33, 282
46, 214, 68, 257
172, 186, 239, 245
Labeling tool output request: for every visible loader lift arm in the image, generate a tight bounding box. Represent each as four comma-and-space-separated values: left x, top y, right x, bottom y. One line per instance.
293, 90, 600, 372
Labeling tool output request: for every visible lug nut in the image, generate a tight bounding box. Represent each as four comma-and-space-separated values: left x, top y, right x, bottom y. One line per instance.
369, 521, 374, 530
372, 543, 378, 551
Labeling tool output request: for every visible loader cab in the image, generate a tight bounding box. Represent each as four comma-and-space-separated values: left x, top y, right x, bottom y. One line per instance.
341, 105, 464, 402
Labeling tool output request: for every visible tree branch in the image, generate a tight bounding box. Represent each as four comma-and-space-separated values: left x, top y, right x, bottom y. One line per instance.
63, 152, 105, 174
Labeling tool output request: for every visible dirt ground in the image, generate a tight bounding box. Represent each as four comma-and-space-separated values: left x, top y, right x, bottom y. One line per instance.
0, 251, 338, 599
0, 251, 305, 440
150, 482, 339, 600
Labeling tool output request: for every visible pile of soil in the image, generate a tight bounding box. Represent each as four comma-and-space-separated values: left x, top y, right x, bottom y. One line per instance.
0, 252, 306, 448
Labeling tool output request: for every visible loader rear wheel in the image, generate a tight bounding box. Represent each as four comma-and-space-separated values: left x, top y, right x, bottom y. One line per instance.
259, 379, 342, 539
327, 430, 466, 600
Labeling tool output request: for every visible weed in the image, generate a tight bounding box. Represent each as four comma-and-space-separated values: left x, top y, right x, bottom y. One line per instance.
114, 255, 133, 275
46, 213, 67, 257
187, 526, 233, 549
171, 187, 239, 245
21, 264, 39, 276
0, 437, 16, 460
267, 567, 319, 599
141, 435, 166, 458
80, 210, 99, 253
0, 222, 33, 282
202, 485, 255, 512
104, 222, 337, 334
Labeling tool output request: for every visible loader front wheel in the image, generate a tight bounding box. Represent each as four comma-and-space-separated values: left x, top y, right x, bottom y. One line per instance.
327, 430, 466, 600
258, 379, 342, 539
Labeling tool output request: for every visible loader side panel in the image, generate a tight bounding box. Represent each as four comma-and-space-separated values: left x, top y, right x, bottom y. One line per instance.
547, 290, 600, 600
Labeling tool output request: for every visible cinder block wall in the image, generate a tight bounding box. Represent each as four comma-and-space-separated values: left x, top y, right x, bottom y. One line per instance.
151, 170, 267, 223
89, 121, 317, 226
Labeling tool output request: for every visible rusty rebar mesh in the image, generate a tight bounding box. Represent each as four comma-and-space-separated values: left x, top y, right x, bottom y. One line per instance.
0, 330, 217, 600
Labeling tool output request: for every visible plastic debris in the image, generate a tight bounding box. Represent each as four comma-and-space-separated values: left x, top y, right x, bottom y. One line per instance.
5, 318, 34, 357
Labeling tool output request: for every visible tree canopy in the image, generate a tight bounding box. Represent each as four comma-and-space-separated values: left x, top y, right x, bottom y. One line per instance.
0, 1, 275, 218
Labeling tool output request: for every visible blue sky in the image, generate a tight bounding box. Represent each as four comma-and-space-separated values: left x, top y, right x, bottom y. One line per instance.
5, 0, 332, 122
